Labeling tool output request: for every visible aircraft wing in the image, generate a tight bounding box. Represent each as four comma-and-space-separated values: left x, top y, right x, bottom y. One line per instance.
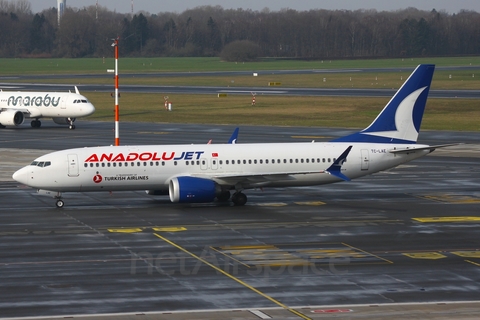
193, 145, 353, 187
1, 107, 39, 118
1, 107, 30, 113
195, 169, 328, 188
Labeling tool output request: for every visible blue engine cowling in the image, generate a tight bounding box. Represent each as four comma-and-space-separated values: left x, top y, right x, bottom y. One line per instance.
169, 176, 218, 203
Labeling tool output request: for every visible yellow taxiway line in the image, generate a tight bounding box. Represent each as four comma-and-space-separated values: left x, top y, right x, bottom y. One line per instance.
154, 233, 312, 320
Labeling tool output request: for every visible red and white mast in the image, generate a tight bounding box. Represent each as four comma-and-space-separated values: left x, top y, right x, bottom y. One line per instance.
112, 37, 120, 146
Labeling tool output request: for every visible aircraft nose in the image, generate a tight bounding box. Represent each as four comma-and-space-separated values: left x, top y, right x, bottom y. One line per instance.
12, 167, 31, 185
85, 103, 96, 116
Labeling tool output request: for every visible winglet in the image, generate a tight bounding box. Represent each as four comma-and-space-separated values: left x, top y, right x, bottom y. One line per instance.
75, 86, 80, 95
228, 127, 239, 144
325, 146, 353, 181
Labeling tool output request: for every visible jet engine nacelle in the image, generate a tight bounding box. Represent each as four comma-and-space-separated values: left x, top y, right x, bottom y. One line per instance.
169, 176, 218, 203
52, 117, 71, 125
0, 109, 24, 126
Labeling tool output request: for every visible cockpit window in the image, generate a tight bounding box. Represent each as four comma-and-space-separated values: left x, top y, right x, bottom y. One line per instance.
30, 161, 51, 167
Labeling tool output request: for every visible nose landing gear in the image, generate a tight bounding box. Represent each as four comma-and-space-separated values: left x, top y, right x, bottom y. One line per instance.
52, 192, 64, 208
68, 118, 76, 130
55, 199, 65, 208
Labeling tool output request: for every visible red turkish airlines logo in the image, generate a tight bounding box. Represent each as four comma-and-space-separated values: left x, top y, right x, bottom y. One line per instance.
93, 174, 103, 183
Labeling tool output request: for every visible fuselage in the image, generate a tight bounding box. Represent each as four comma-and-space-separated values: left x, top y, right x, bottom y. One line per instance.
0, 90, 95, 119
12, 142, 430, 193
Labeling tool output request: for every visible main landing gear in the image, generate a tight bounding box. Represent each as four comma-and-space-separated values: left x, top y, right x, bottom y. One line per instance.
216, 190, 247, 206
31, 119, 41, 128
68, 117, 76, 130
231, 192, 247, 206
216, 190, 231, 202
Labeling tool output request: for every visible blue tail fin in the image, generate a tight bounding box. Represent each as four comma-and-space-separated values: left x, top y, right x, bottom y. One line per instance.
228, 127, 239, 144
332, 64, 435, 144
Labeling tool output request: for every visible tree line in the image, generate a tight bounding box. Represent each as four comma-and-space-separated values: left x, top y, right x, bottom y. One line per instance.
0, 0, 479, 60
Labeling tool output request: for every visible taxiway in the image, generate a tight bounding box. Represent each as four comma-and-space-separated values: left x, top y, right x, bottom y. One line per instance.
1, 122, 480, 319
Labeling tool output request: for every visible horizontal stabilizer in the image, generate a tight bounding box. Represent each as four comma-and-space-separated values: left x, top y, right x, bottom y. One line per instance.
389, 143, 461, 154
325, 145, 352, 181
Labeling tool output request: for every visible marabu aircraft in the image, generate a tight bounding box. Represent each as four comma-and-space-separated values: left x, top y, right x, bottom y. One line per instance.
0, 86, 95, 129
13, 64, 452, 208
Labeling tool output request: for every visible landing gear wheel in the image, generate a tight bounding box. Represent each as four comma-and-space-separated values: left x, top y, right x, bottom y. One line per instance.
216, 191, 231, 202
31, 120, 41, 128
68, 118, 76, 130
55, 199, 65, 208
231, 192, 247, 206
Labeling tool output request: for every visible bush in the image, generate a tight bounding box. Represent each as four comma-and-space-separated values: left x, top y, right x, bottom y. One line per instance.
220, 40, 260, 62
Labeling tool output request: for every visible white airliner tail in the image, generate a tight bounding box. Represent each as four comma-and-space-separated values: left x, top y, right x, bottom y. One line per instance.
333, 64, 435, 144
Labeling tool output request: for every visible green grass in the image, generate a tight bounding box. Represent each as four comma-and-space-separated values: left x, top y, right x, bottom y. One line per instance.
86, 93, 480, 131
1, 56, 480, 75
2, 56, 478, 131
9, 70, 480, 90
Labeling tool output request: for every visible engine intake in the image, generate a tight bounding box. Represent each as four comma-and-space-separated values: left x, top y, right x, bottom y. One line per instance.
169, 176, 218, 203
0, 110, 24, 126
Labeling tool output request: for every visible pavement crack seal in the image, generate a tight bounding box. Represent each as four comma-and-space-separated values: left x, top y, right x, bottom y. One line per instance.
154, 233, 312, 320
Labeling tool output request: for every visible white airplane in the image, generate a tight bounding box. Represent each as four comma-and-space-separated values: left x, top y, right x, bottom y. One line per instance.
13, 64, 452, 208
0, 86, 95, 129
